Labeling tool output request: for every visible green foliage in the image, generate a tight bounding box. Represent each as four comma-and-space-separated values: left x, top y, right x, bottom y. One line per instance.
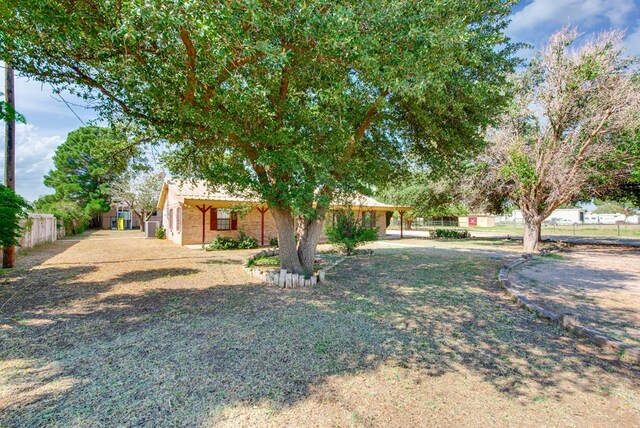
378, 173, 468, 218
237, 230, 259, 249
0, 93, 25, 124
155, 225, 166, 239
431, 229, 471, 239
40, 125, 146, 230
0, 0, 519, 224
208, 236, 239, 251
592, 200, 637, 215
325, 210, 378, 255
111, 170, 164, 223
208, 231, 259, 251
228, 203, 254, 219
33, 195, 89, 235
269, 237, 279, 248
45, 126, 143, 200
248, 255, 280, 268
500, 145, 537, 192
0, 185, 30, 247
605, 128, 640, 206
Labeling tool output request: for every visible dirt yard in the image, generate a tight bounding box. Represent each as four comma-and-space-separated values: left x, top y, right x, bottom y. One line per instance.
512, 246, 640, 348
1, 231, 639, 427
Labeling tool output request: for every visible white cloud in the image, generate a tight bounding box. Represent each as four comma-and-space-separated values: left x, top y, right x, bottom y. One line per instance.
509, 0, 635, 37
623, 21, 640, 56
13, 75, 95, 120
0, 124, 63, 202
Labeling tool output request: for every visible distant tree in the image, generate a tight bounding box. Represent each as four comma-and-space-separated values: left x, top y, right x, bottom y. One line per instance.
0, 185, 30, 249
43, 126, 146, 227
1, 0, 519, 273
110, 171, 164, 231
379, 173, 468, 229
592, 200, 637, 215
605, 128, 640, 206
33, 195, 89, 235
469, 28, 640, 252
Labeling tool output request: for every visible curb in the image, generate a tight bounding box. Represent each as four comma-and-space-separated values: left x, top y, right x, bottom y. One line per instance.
499, 254, 640, 365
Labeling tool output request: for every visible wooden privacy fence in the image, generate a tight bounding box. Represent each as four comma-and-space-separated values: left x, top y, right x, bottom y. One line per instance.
17, 214, 61, 252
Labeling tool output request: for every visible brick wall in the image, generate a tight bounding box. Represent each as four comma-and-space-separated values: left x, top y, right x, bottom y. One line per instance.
165, 202, 389, 246
180, 206, 280, 246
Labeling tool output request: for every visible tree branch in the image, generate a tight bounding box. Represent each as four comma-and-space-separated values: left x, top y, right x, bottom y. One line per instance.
179, 27, 198, 104
344, 91, 389, 160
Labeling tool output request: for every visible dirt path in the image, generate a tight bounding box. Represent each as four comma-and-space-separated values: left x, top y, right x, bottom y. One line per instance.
1, 233, 639, 427
512, 247, 640, 347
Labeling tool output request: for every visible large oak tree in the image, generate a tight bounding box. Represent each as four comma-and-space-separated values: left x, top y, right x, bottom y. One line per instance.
1, 0, 518, 273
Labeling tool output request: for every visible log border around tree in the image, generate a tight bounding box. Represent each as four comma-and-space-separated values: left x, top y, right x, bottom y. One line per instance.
243, 249, 348, 288
498, 253, 640, 365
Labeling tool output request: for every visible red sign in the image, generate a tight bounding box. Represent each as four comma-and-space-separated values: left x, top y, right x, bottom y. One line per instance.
469, 217, 478, 226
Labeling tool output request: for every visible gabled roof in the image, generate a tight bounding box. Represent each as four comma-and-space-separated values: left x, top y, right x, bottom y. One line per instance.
157, 179, 411, 211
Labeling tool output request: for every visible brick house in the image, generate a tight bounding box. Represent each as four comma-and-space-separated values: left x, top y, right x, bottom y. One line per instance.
157, 180, 411, 246
99, 203, 162, 230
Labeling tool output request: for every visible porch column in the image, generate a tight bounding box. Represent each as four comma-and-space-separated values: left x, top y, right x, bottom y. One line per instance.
257, 207, 268, 246
197, 205, 211, 247
399, 210, 405, 239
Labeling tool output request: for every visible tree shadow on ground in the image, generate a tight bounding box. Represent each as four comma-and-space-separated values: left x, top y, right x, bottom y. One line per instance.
511, 254, 640, 345
0, 246, 638, 426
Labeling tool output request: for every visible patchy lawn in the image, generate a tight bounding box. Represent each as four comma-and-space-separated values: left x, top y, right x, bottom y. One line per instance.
0, 231, 638, 427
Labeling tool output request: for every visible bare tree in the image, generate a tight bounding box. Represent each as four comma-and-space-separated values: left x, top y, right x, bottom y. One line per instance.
111, 171, 164, 232
470, 28, 640, 252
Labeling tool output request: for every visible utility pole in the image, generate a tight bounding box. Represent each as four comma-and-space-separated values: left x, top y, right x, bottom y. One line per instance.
3, 63, 16, 268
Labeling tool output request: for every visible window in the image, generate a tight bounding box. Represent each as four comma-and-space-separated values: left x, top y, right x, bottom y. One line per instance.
217, 209, 231, 230
210, 209, 238, 231
169, 208, 174, 230
176, 207, 182, 231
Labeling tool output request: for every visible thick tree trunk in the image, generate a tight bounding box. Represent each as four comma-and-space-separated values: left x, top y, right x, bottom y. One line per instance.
270, 206, 304, 273
523, 218, 542, 253
270, 206, 325, 275
405, 219, 413, 230
296, 209, 326, 274
135, 210, 146, 232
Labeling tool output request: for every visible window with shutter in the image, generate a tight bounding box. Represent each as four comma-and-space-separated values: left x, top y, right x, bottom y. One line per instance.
231, 211, 238, 230
210, 208, 217, 230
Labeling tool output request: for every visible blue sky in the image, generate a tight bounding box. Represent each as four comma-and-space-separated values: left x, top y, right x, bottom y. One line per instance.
2, 0, 640, 201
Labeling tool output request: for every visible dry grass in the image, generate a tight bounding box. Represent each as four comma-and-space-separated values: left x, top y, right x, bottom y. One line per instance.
0, 231, 638, 427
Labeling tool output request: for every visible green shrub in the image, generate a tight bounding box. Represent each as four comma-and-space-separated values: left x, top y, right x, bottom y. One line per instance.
269, 237, 279, 247
155, 225, 166, 239
0, 185, 30, 248
208, 231, 259, 251
248, 255, 280, 267
325, 210, 378, 255
33, 196, 89, 235
208, 236, 239, 250
431, 229, 471, 239
237, 230, 259, 249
